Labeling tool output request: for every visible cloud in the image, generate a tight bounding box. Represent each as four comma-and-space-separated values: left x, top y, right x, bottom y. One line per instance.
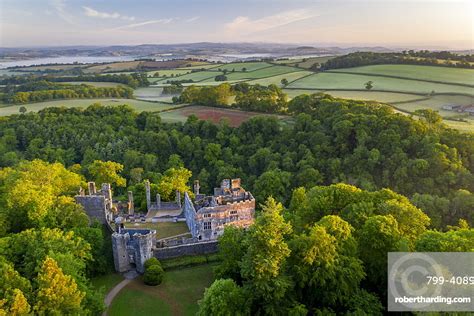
185, 16, 200, 23
110, 19, 174, 31
50, 0, 75, 25
83, 6, 135, 21
226, 9, 318, 34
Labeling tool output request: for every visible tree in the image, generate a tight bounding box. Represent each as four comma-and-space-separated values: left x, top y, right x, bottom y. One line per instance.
19, 106, 27, 114
358, 215, 402, 293
240, 197, 292, 314
157, 167, 192, 201
215, 226, 247, 282
215, 75, 228, 82
0, 160, 84, 232
365, 81, 373, 90
280, 78, 289, 86
143, 264, 164, 286
34, 257, 84, 315
87, 160, 126, 188
197, 279, 249, 316
9, 289, 30, 316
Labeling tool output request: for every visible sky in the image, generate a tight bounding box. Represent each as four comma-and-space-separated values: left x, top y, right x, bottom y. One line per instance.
0, 0, 472, 49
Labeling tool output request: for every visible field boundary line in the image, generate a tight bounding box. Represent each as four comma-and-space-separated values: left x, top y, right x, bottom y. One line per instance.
325, 70, 474, 88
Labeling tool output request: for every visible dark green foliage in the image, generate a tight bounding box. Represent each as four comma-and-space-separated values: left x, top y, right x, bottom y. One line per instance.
197, 279, 250, 316
214, 74, 228, 81
321, 51, 474, 70
3, 80, 133, 104
143, 262, 164, 286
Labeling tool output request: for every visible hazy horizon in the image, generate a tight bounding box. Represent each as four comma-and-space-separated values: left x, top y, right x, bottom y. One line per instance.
0, 0, 473, 50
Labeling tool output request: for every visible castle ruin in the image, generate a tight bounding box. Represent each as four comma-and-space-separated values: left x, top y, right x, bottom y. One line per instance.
111, 222, 156, 273
183, 178, 255, 241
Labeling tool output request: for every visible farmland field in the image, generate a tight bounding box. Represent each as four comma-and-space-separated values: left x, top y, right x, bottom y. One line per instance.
134, 87, 174, 102
285, 56, 336, 68
288, 72, 474, 94
246, 70, 312, 86
159, 105, 284, 126
160, 70, 223, 83
0, 99, 176, 116
209, 61, 270, 72
330, 64, 474, 86
146, 69, 194, 77
108, 264, 215, 316
223, 65, 300, 81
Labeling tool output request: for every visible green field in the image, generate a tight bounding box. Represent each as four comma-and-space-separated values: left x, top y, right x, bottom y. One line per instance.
210, 61, 270, 72
108, 264, 215, 316
222, 65, 300, 81
394, 94, 474, 116
161, 70, 223, 83
330, 64, 474, 86
91, 273, 124, 294
146, 69, 194, 77
134, 87, 174, 102
247, 70, 312, 86
124, 221, 190, 239
288, 72, 474, 95
0, 99, 176, 116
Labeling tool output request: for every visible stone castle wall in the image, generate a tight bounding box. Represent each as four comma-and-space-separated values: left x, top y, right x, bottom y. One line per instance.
154, 240, 218, 260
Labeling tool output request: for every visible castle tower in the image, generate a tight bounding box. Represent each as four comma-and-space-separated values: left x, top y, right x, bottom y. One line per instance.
145, 180, 151, 210
194, 180, 200, 195
128, 191, 134, 215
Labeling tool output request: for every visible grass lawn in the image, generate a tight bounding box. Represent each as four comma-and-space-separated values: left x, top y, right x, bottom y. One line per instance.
124, 221, 190, 239
108, 264, 215, 316
0, 99, 176, 116
330, 64, 474, 86
91, 273, 124, 293
288, 72, 474, 95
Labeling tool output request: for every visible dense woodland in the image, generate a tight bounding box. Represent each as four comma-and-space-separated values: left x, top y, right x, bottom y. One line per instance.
1, 81, 134, 104
0, 92, 472, 314
320, 51, 474, 70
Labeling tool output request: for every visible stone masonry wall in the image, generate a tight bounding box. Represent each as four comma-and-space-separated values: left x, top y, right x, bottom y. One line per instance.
154, 241, 218, 260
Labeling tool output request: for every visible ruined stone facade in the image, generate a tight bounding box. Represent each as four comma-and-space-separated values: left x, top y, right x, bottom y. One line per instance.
183, 179, 255, 241
75, 182, 115, 224
112, 227, 156, 273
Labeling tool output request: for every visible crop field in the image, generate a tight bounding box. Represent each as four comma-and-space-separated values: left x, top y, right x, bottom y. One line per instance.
0, 99, 176, 116
159, 105, 282, 126
210, 61, 270, 72
247, 70, 312, 86
288, 72, 474, 95
83, 61, 142, 73
330, 64, 474, 86
108, 264, 215, 316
